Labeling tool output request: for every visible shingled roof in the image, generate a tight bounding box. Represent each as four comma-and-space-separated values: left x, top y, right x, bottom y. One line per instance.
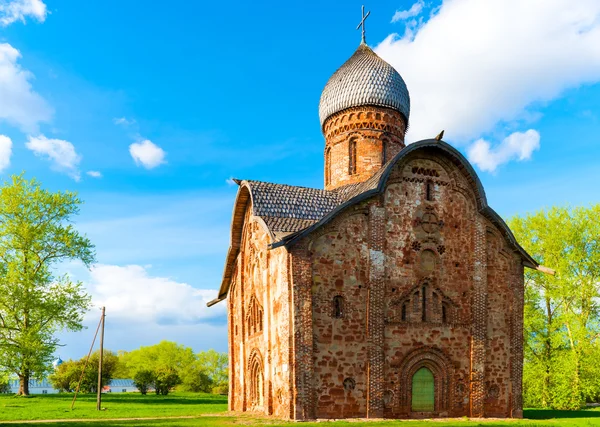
208, 140, 539, 307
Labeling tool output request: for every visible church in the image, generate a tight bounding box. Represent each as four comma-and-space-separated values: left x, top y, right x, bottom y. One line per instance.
208, 12, 544, 420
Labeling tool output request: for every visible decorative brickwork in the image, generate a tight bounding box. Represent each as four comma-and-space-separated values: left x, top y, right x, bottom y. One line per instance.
216, 40, 530, 422
323, 106, 406, 190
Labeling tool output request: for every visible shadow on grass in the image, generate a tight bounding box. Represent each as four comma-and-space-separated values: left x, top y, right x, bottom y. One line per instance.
525, 408, 600, 419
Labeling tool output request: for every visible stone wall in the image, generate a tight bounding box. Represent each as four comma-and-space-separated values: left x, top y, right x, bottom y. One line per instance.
290, 148, 523, 419
228, 206, 292, 417
322, 106, 406, 190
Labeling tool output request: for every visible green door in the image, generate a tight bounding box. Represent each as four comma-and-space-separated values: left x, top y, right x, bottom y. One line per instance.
411, 367, 435, 412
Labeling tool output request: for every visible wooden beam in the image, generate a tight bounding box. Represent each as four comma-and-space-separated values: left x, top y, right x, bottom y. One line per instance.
536, 265, 555, 276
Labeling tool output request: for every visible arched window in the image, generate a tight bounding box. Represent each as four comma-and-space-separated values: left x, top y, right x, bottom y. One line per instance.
332, 295, 344, 318
348, 138, 357, 175
246, 295, 264, 336
421, 285, 428, 322
382, 139, 388, 164
401, 303, 407, 321
426, 181, 434, 201
325, 147, 331, 186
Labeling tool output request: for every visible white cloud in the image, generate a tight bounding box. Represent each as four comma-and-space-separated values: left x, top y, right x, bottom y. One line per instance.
87, 264, 225, 326
392, 0, 424, 23
376, 0, 600, 164
0, 135, 12, 172
0, 43, 52, 132
467, 129, 540, 172
113, 117, 135, 127
0, 0, 47, 26
129, 139, 166, 169
86, 170, 102, 178
25, 134, 81, 180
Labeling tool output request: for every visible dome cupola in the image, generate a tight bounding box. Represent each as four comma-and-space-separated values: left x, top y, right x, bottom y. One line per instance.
318, 43, 410, 128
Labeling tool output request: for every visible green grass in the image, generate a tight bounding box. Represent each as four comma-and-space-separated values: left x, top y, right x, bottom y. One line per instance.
0, 392, 227, 421
0, 393, 599, 426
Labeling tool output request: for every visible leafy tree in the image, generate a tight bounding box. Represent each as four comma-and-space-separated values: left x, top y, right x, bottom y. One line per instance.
154, 368, 180, 395
196, 349, 228, 388
49, 350, 119, 393
509, 205, 600, 409
125, 341, 193, 395
133, 369, 154, 395
0, 174, 95, 395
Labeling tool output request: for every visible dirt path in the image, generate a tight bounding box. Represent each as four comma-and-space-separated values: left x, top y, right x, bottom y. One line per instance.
0, 414, 230, 424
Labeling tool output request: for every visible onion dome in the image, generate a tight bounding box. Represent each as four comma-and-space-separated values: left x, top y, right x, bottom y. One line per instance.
319, 43, 410, 127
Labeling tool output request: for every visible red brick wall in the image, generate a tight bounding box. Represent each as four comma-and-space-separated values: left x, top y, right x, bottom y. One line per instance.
228, 207, 292, 417
323, 106, 406, 190
290, 149, 523, 419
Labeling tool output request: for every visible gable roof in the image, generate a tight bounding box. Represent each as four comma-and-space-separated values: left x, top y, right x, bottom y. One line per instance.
207, 139, 538, 307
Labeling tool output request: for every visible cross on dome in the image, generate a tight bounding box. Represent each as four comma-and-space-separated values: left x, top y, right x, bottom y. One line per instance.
356, 5, 370, 44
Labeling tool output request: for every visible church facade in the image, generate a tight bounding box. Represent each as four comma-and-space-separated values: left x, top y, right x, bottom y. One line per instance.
208, 38, 540, 420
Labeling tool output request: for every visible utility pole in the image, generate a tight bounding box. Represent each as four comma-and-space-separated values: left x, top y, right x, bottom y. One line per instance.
96, 306, 105, 411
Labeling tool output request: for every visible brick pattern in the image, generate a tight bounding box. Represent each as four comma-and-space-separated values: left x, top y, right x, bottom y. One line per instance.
367, 204, 386, 417
225, 144, 525, 422
323, 106, 406, 190
290, 242, 315, 419
470, 217, 488, 417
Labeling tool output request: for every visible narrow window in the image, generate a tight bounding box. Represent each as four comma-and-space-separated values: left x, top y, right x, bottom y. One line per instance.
442, 304, 447, 323
333, 295, 344, 318
401, 303, 407, 321
382, 139, 388, 164
426, 181, 434, 201
325, 148, 331, 186
422, 285, 427, 322
349, 138, 357, 175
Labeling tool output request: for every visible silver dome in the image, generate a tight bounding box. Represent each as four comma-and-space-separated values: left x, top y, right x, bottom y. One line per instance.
319, 44, 410, 127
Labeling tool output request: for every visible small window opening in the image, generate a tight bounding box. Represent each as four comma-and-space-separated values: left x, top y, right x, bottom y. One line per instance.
382, 139, 388, 164
426, 181, 434, 201
325, 148, 331, 186
333, 295, 344, 318
422, 285, 427, 322
401, 303, 407, 321
349, 139, 357, 175
442, 304, 447, 323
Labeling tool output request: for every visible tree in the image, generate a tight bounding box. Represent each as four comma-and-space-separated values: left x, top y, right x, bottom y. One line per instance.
49, 350, 119, 393
0, 174, 95, 395
133, 369, 154, 395
509, 205, 600, 409
196, 349, 228, 388
125, 341, 192, 395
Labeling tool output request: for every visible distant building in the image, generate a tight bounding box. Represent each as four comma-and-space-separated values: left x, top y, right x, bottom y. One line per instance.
8, 378, 138, 394
8, 379, 57, 395
104, 379, 138, 393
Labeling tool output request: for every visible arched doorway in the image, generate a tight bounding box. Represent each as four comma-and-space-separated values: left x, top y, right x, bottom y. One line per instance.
411, 367, 434, 412
248, 350, 264, 409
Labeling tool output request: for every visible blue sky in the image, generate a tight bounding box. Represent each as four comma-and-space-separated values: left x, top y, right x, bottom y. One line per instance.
0, 0, 599, 360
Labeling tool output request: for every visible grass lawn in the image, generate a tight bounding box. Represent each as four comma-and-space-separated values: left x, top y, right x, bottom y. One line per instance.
0, 392, 227, 421
0, 393, 599, 426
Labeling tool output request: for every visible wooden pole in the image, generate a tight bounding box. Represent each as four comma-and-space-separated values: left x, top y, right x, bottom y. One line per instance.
71, 312, 103, 410
96, 306, 105, 411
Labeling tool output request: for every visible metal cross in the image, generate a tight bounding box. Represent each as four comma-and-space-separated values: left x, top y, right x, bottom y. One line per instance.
356, 5, 371, 44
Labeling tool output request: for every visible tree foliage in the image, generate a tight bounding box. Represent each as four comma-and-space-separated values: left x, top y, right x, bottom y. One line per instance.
49, 350, 119, 393
121, 341, 227, 395
509, 205, 600, 409
0, 174, 95, 395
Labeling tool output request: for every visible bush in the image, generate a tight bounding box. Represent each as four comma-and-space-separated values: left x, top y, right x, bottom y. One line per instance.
211, 385, 228, 395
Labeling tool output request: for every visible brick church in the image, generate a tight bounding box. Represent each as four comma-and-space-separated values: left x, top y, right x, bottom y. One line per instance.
208, 17, 543, 420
